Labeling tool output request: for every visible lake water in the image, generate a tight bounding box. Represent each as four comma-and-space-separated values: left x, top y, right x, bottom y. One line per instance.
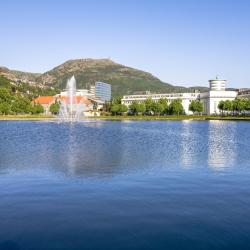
0, 120, 250, 250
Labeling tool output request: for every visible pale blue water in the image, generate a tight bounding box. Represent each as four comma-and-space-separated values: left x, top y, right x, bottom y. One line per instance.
0, 120, 250, 250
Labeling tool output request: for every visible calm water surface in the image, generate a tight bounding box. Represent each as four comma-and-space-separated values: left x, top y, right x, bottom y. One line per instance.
0, 120, 250, 250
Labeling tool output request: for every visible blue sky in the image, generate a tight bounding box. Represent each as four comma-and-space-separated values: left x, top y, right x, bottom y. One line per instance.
1, 0, 250, 87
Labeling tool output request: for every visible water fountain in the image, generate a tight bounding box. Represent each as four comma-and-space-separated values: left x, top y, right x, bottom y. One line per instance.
58, 76, 88, 122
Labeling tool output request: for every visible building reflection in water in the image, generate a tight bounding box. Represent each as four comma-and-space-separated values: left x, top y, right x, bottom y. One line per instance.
207, 121, 237, 170
180, 120, 197, 168
0, 120, 240, 177
180, 120, 209, 169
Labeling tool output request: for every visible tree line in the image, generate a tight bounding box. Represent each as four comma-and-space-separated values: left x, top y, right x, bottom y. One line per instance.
110, 97, 203, 116
218, 99, 250, 115
110, 97, 250, 116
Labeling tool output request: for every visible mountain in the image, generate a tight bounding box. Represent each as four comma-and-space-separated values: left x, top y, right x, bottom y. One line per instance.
0, 59, 209, 96
0, 66, 41, 85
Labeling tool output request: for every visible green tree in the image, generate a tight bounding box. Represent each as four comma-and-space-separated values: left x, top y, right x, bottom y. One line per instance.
11, 96, 32, 114
49, 102, 60, 115
0, 88, 11, 103
158, 98, 168, 114
218, 100, 225, 115
32, 103, 44, 114
119, 104, 128, 114
169, 99, 184, 115
152, 102, 165, 115
144, 98, 154, 113
244, 98, 250, 112
129, 101, 146, 115
224, 100, 232, 115
110, 104, 120, 115
232, 98, 245, 115
110, 103, 128, 115
189, 100, 203, 115
0, 102, 11, 115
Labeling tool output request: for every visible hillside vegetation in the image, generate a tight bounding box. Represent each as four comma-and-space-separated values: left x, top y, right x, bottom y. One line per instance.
1, 59, 209, 96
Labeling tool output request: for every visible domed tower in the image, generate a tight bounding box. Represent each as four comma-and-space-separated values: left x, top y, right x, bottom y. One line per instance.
209, 76, 226, 91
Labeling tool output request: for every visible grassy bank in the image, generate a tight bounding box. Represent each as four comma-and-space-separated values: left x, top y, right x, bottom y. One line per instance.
1, 115, 250, 121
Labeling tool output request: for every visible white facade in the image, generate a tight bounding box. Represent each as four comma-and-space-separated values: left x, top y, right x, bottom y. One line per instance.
200, 90, 237, 115
58, 89, 94, 97
122, 92, 199, 115
121, 78, 238, 115
209, 78, 226, 91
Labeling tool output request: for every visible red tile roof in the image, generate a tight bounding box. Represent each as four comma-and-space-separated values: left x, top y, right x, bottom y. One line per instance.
32, 96, 55, 104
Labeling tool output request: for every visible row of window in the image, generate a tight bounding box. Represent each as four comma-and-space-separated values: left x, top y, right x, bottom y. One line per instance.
122, 99, 197, 104
123, 93, 198, 99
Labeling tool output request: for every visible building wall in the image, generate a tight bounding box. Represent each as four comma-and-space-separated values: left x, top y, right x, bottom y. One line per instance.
200, 91, 237, 115
122, 93, 199, 115
238, 88, 250, 98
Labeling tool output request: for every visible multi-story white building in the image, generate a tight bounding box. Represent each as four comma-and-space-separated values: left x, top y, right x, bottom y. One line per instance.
121, 78, 238, 115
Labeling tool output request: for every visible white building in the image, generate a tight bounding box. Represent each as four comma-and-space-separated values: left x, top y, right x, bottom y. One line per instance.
121, 78, 238, 115
238, 88, 250, 98
58, 89, 95, 97
122, 92, 199, 115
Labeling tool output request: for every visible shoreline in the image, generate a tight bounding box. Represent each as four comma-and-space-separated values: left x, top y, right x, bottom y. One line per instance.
1, 115, 250, 122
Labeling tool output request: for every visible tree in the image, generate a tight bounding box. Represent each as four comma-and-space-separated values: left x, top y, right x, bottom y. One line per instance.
232, 98, 245, 115
110, 103, 128, 115
224, 100, 232, 115
111, 104, 120, 115
119, 104, 128, 114
49, 102, 60, 115
11, 96, 32, 114
103, 101, 111, 112
169, 99, 184, 115
0, 102, 11, 115
152, 102, 165, 115
129, 101, 146, 115
144, 98, 154, 113
32, 103, 44, 114
218, 100, 225, 115
158, 98, 168, 114
189, 100, 203, 115
0, 88, 11, 103
244, 98, 250, 112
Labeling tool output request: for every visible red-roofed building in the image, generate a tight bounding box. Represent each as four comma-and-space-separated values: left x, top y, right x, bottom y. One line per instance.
32, 96, 56, 114
32, 95, 103, 115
